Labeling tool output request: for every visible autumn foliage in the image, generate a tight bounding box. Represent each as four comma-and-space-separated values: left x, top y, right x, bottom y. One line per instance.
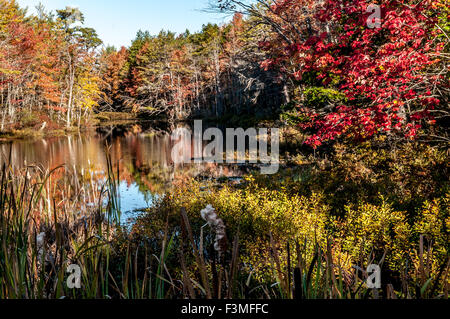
0, 0, 102, 132
1, 0, 448, 147
254, 0, 448, 147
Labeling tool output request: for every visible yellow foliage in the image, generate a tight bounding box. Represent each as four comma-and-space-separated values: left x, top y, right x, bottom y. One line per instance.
75, 71, 102, 110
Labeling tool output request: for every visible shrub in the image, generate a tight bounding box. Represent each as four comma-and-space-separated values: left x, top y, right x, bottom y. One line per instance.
338, 201, 411, 272
131, 172, 449, 298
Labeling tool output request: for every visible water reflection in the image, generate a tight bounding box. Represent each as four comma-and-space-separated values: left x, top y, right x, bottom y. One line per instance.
0, 126, 243, 218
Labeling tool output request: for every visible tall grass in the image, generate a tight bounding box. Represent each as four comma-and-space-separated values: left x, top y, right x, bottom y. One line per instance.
0, 147, 122, 298
0, 148, 184, 299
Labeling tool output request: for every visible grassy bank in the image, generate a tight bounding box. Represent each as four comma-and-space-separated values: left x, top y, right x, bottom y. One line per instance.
92, 112, 139, 125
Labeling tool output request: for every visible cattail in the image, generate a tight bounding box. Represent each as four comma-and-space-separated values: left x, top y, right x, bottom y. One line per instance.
36, 232, 46, 261
200, 205, 227, 254
36, 232, 45, 247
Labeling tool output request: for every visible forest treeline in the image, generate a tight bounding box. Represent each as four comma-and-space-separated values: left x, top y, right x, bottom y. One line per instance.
0, 0, 102, 133
0, 0, 449, 147
99, 13, 286, 122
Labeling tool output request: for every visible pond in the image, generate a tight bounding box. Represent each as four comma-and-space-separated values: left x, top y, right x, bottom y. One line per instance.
0, 124, 244, 222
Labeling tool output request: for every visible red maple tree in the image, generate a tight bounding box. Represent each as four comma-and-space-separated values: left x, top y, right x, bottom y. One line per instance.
259, 0, 447, 147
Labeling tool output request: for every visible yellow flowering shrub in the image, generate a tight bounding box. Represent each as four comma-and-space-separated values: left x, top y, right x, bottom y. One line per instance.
338, 201, 411, 271
413, 196, 449, 257
129, 160, 448, 295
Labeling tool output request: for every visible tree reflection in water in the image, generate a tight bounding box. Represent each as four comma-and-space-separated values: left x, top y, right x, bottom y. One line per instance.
0, 125, 243, 221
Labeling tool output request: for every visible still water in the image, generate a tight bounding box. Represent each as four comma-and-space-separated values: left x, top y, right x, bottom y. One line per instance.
0, 125, 243, 221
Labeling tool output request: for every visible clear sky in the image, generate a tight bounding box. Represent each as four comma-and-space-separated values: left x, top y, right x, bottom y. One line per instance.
17, 0, 231, 48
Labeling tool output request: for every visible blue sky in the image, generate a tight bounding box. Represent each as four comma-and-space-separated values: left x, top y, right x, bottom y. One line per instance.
17, 0, 231, 48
